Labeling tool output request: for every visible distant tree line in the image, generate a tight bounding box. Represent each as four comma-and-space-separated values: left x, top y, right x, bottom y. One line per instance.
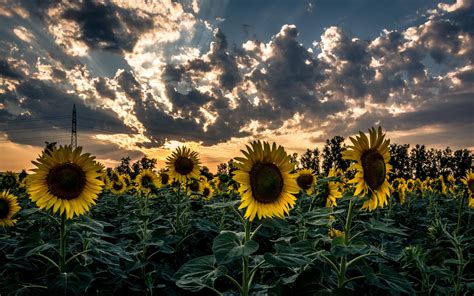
217, 136, 473, 180
38, 140, 472, 180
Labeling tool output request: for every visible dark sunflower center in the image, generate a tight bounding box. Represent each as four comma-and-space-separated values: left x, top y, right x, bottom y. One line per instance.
408, 182, 413, 189
2, 176, 16, 188
361, 149, 386, 191
161, 173, 169, 185
113, 182, 124, 191
189, 181, 200, 192
175, 157, 194, 175
297, 174, 314, 190
393, 180, 399, 189
141, 176, 153, 188
249, 163, 283, 204
468, 180, 474, 192
203, 188, 210, 197
47, 163, 86, 200
0, 199, 10, 219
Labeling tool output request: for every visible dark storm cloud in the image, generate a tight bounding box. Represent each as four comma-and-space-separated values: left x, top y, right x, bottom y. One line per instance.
319, 27, 374, 100
250, 25, 322, 109
0, 59, 23, 79
61, 0, 154, 53
170, 29, 242, 91
94, 77, 116, 100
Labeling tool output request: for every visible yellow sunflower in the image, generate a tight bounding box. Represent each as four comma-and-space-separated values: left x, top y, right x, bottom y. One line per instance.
233, 141, 299, 221
328, 228, 345, 239
110, 175, 127, 195
343, 126, 392, 211
446, 174, 456, 193
393, 178, 407, 204
135, 169, 160, 194
406, 179, 415, 192
187, 179, 201, 193
1, 171, 19, 190
461, 170, 474, 208
201, 182, 213, 200
0, 190, 21, 227
430, 176, 447, 194
296, 169, 317, 195
210, 176, 221, 192
317, 177, 343, 208
159, 172, 170, 187
414, 178, 423, 192
108, 170, 121, 183
422, 178, 432, 193
166, 146, 201, 183
27, 146, 104, 219
122, 174, 132, 188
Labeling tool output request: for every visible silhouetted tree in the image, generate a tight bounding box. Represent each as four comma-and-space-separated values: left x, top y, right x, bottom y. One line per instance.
389, 144, 411, 179
452, 149, 473, 178
300, 148, 320, 175
131, 156, 157, 178
322, 136, 349, 175
410, 144, 427, 179
425, 148, 441, 178
200, 166, 213, 180
116, 156, 132, 175
217, 159, 238, 176
290, 153, 299, 170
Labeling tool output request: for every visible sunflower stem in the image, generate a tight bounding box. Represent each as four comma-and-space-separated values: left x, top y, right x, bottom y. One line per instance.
242, 219, 251, 296
59, 213, 67, 273
175, 183, 182, 233
455, 189, 467, 234
338, 197, 355, 288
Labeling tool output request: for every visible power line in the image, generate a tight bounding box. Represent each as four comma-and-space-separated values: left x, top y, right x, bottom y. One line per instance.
71, 104, 77, 149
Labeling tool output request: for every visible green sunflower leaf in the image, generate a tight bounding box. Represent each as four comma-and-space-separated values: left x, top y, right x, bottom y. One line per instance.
212, 231, 259, 264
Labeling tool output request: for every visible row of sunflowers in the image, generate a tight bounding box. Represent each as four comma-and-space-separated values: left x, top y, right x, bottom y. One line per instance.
0, 126, 473, 295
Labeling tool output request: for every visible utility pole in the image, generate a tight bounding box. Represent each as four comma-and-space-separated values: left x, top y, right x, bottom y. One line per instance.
71, 104, 77, 149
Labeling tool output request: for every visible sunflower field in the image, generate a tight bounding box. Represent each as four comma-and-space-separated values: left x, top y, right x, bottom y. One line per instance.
1, 126, 473, 295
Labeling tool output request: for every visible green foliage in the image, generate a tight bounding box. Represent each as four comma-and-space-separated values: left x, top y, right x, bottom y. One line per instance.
1, 185, 473, 295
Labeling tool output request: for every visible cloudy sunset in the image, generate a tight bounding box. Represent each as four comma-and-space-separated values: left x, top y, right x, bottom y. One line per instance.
1, 0, 473, 172
1, 0, 473, 295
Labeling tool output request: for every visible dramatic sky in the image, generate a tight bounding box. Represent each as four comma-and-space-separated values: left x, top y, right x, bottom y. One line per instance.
0, 0, 473, 172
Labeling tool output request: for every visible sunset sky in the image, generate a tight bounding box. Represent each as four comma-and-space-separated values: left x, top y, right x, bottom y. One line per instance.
1, 0, 473, 172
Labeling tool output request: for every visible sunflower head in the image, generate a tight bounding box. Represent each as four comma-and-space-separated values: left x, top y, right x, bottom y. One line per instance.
406, 179, 415, 192
343, 126, 392, 211
109, 171, 121, 183
135, 169, 160, 194
391, 178, 401, 192
200, 182, 213, 200
314, 177, 342, 208
27, 146, 104, 219
233, 141, 299, 221
110, 175, 127, 195
160, 172, 170, 186
0, 190, 21, 227
462, 170, 474, 194
296, 169, 316, 194
187, 179, 201, 192
1, 171, 19, 190
166, 146, 201, 183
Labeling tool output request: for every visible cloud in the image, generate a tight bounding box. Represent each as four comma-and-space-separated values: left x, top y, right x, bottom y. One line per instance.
0, 59, 23, 79
1, 0, 473, 172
